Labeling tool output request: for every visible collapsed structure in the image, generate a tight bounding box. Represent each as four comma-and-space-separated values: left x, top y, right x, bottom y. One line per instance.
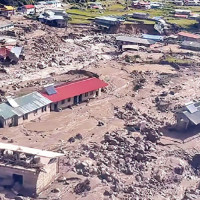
0, 142, 63, 197
38, 9, 69, 28
175, 101, 200, 130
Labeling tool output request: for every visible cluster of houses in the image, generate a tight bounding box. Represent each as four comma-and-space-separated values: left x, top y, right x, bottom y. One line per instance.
132, 1, 163, 9
115, 30, 200, 51
0, 0, 62, 17
174, 9, 199, 19
0, 77, 108, 128
173, 0, 200, 6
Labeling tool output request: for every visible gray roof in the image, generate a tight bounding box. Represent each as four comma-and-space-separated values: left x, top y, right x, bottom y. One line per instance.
181, 41, 200, 49
183, 108, 200, 125
0, 92, 52, 120
181, 102, 200, 125
116, 36, 156, 45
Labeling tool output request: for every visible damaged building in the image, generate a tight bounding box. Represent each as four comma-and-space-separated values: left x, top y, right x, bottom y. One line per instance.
0, 92, 52, 128
38, 9, 69, 28
40, 77, 108, 112
175, 101, 200, 130
116, 35, 156, 48
0, 142, 63, 197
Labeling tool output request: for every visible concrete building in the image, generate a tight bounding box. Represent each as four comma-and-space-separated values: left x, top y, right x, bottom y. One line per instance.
18, 5, 36, 15
0, 92, 52, 128
181, 40, 200, 51
116, 36, 156, 47
40, 77, 108, 111
0, 142, 63, 197
132, 12, 150, 19
38, 9, 69, 28
178, 31, 200, 42
0, 6, 15, 17
175, 101, 200, 130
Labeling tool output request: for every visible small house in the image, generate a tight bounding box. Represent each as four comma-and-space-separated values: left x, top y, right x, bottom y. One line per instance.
180, 40, 200, 51
40, 77, 108, 111
18, 5, 36, 15
175, 101, 200, 130
0, 142, 63, 197
0, 92, 52, 128
174, 9, 191, 15
178, 31, 200, 42
132, 12, 150, 19
0, 46, 23, 63
116, 36, 156, 47
94, 16, 122, 31
142, 34, 164, 42
0, 5, 15, 17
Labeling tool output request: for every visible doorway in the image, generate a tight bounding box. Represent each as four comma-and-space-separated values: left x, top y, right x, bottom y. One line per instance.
13, 174, 23, 185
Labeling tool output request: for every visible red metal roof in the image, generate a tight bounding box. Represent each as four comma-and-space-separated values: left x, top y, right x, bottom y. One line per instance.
40, 77, 108, 102
24, 5, 35, 9
0, 46, 12, 58
178, 31, 200, 39
174, 14, 188, 18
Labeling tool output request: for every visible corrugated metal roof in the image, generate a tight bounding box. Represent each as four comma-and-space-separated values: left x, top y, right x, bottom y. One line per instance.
142, 34, 164, 41
116, 36, 155, 45
181, 41, 200, 49
178, 31, 200, 39
183, 108, 200, 125
95, 16, 119, 22
40, 77, 108, 103
0, 92, 52, 120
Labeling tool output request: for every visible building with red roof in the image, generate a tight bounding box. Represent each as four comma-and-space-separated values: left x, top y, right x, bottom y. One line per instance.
19, 5, 35, 15
40, 77, 108, 111
178, 31, 200, 42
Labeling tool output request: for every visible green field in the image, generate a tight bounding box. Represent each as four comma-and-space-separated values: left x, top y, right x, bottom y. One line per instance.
67, 2, 200, 29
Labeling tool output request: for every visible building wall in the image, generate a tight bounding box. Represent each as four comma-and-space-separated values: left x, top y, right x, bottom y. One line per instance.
175, 112, 190, 130
26, 8, 35, 15
17, 105, 51, 125
0, 165, 38, 195
51, 89, 101, 111
36, 158, 58, 194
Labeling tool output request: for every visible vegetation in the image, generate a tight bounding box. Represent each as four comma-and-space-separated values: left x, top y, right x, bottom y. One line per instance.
164, 56, 191, 65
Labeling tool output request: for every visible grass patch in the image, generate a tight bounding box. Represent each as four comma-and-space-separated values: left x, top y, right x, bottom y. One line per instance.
167, 18, 197, 28
164, 56, 191, 65
175, 6, 200, 13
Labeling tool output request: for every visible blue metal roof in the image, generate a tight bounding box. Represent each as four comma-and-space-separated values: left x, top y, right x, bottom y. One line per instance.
142, 34, 164, 41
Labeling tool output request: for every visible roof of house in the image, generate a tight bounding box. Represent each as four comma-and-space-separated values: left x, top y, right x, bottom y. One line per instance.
175, 14, 188, 18
24, 5, 35, 9
142, 34, 164, 41
181, 41, 200, 49
95, 16, 119, 22
0, 92, 52, 120
0, 142, 64, 158
4, 6, 15, 11
178, 31, 200, 39
181, 102, 200, 125
40, 77, 108, 103
116, 36, 156, 45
